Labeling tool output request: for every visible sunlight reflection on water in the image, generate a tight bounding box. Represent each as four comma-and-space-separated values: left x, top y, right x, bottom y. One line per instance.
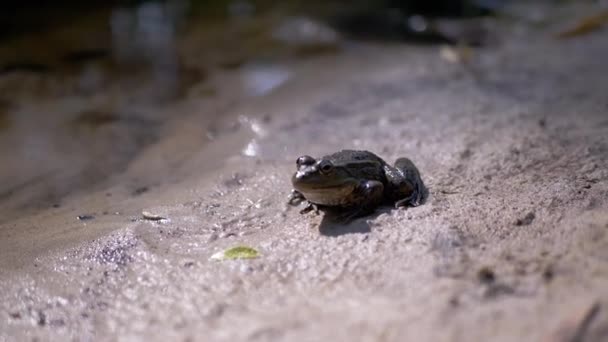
110, 1, 186, 100
241, 63, 291, 96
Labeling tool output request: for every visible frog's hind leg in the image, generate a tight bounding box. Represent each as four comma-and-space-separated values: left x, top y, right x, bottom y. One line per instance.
336, 180, 384, 222
393, 157, 425, 208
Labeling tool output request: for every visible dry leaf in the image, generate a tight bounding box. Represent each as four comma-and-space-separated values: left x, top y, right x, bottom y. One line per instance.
558, 10, 608, 38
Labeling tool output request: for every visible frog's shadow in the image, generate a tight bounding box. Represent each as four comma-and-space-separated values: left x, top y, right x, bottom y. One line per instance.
318, 187, 429, 237
318, 208, 388, 236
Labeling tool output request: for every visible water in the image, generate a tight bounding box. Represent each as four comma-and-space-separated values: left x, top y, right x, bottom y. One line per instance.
0, 0, 340, 221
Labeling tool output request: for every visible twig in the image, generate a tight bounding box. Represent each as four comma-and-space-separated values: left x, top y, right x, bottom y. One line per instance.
544, 301, 601, 342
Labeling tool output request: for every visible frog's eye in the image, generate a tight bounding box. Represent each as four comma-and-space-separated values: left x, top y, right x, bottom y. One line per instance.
296, 155, 315, 167
319, 160, 333, 173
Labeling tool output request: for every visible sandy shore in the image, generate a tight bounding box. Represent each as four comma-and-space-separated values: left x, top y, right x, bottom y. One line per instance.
1, 3, 608, 341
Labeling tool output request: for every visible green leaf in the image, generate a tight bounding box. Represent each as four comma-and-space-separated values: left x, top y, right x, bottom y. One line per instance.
211, 246, 260, 260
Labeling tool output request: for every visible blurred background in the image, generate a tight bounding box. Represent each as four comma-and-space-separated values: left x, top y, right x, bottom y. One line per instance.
2, 2, 608, 341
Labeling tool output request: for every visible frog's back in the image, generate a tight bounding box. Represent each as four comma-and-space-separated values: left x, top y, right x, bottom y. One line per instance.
324, 150, 386, 165
324, 150, 388, 182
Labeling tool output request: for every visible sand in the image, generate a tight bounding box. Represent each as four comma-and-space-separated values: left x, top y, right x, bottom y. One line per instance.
1, 3, 608, 341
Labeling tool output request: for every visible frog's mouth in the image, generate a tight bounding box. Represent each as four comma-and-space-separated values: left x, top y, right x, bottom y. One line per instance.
292, 172, 356, 191
299, 183, 353, 191
295, 182, 357, 206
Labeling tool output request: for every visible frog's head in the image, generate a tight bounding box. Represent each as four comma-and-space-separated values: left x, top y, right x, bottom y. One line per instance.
291, 155, 357, 196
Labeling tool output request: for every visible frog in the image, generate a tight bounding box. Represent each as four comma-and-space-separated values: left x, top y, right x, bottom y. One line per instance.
288, 149, 425, 221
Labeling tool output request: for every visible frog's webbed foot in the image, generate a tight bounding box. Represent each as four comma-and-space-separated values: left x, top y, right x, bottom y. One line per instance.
300, 202, 320, 215
288, 190, 320, 216
287, 189, 306, 206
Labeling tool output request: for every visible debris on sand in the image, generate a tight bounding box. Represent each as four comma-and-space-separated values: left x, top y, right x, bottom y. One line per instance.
440, 45, 474, 64
542, 264, 555, 283
77, 214, 95, 221
515, 212, 536, 226
477, 266, 496, 284
142, 211, 167, 221
133, 186, 149, 196
210, 246, 260, 261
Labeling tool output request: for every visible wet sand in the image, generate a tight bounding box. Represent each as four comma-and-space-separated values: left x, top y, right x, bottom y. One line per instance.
1, 3, 608, 341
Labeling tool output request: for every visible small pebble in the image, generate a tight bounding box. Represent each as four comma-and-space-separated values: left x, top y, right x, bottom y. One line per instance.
142, 211, 166, 221
477, 267, 496, 284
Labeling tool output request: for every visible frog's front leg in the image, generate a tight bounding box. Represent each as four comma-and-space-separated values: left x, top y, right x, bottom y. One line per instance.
287, 189, 306, 206
391, 157, 425, 208
288, 189, 320, 215
336, 180, 384, 222
300, 202, 320, 215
